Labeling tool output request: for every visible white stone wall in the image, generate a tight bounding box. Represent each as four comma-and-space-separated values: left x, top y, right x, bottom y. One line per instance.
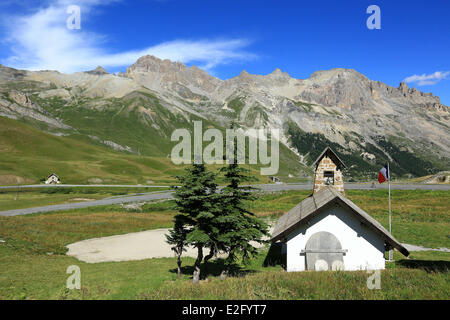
285, 204, 385, 272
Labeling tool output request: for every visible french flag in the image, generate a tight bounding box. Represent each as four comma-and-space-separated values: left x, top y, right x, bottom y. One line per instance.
378, 164, 389, 183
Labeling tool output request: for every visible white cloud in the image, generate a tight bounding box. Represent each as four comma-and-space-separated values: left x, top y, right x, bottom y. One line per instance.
1, 0, 256, 73
404, 71, 450, 86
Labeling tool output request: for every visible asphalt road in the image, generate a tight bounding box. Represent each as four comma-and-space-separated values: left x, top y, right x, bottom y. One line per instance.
0, 191, 174, 217
0, 184, 169, 189
0, 183, 448, 217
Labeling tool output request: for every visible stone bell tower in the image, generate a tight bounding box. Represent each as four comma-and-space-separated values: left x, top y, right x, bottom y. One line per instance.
313, 147, 346, 195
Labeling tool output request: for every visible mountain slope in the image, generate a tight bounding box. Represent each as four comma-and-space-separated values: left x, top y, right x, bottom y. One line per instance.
0, 116, 185, 185
0, 57, 448, 182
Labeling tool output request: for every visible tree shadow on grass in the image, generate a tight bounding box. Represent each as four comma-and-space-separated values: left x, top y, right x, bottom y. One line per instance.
396, 259, 450, 273
169, 258, 257, 280
263, 242, 286, 269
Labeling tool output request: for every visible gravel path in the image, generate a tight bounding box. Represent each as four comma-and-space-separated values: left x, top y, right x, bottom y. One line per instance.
66, 228, 272, 263
66, 229, 194, 263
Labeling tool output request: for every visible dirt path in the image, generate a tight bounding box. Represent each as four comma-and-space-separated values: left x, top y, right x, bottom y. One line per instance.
67, 229, 198, 263
66, 228, 271, 263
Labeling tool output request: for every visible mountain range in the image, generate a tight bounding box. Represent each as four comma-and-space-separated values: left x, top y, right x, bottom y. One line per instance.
0, 55, 449, 184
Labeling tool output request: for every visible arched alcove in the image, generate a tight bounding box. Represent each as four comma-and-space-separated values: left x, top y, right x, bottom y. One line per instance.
304, 231, 345, 271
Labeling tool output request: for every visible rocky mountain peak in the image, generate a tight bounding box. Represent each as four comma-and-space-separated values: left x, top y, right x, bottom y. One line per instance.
127, 55, 186, 74
271, 68, 282, 74
295, 68, 374, 108
85, 66, 109, 76
267, 68, 291, 80
125, 55, 221, 94
310, 68, 368, 81
239, 70, 250, 77
396, 81, 442, 107
225, 68, 292, 90
398, 81, 409, 94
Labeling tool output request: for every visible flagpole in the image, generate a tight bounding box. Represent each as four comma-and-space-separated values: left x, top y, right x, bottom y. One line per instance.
388, 162, 393, 261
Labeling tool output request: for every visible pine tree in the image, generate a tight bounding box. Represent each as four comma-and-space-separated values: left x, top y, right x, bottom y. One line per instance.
217, 125, 270, 279
167, 124, 270, 282
165, 218, 187, 279
169, 163, 220, 283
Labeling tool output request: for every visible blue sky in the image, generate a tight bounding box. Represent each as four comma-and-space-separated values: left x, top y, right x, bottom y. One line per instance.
0, 0, 449, 104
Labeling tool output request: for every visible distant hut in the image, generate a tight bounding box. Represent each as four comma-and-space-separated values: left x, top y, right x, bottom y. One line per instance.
269, 176, 281, 183
271, 147, 409, 272
45, 173, 61, 185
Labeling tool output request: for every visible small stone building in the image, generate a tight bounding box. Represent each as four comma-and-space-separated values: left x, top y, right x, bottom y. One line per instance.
269, 176, 281, 183
313, 147, 345, 195
271, 147, 409, 272
45, 173, 60, 185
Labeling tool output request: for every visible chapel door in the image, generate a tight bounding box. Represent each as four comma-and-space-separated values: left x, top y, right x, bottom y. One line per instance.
304, 231, 345, 271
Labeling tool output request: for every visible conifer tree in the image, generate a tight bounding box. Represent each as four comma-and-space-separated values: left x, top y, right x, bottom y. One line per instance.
218, 125, 269, 279
167, 123, 270, 282
169, 163, 220, 283
165, 219, 187, 279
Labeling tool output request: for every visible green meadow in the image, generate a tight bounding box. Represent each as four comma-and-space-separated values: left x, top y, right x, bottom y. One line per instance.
0, 189, 448, 299
0, 115, 308, 186
0, 116, 183, 185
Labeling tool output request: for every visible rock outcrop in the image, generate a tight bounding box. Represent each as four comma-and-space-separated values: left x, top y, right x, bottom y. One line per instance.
85, 66, 109, 76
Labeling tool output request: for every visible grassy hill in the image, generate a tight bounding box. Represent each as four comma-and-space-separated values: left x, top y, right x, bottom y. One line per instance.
0, 116, 187, 185
0, 116, 305, 185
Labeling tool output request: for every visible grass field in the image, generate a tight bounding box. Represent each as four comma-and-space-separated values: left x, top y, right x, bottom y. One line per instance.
0, 189, 448, 299
0, 116, 184, 185
0, 116, 308, 186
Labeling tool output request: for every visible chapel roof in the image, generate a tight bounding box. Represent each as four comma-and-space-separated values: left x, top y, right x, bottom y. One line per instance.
313, 147, 346, 169
271, 186, 409, 256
